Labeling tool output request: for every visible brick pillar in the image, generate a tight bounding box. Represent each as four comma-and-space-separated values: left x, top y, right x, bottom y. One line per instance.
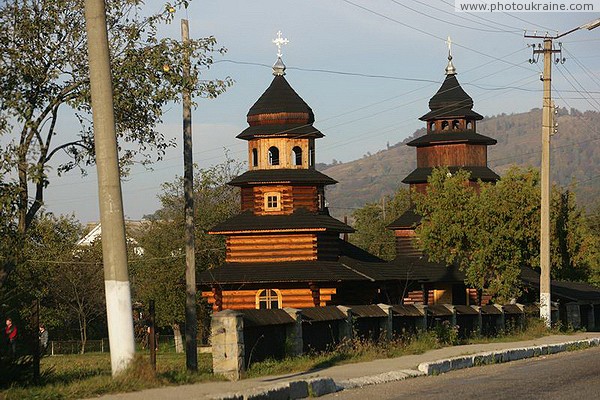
378, 304, 393, 340
283, 308, 303, 356
337, 305, 354, 340
211, 310, 244, 380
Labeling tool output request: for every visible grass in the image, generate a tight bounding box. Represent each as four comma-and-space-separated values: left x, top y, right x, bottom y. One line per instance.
0, 351, 218, 400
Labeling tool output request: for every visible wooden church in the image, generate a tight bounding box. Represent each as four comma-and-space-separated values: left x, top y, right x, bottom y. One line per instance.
200, 36, 600, 311
200, 38, 389, 311
386, 46, 500, 306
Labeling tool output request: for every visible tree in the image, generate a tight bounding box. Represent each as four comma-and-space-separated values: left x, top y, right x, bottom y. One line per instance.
414, 167, 600, 302
350, 189, 410, 260
132, 159, 241, 351
414, 167, 539, 302
7, 213, 108, 350
0, 0, 232, 285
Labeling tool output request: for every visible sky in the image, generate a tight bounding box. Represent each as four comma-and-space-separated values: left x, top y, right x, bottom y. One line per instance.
39, 1, 600, 223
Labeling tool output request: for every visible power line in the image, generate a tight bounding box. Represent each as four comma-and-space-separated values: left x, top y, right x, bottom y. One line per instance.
339, 0, 537, 73
391, 0, 521, 34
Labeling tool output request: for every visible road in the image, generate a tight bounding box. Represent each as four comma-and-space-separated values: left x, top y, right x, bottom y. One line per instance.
325, 346, 600, 400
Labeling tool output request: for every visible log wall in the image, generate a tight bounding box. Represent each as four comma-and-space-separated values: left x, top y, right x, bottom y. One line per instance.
239, 185, 319, 214
226, 234, 317, 263
248, 138, 311, 169
202, 288, 336, 311
416, 144, 487, 168
394, 229, 422, 258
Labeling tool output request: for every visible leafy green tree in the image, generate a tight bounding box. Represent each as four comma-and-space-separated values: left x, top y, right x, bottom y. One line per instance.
414, 167, 600, 302
0, 0, 232, 285
350, 189, 410, 260
414, 167, 539, 302
7, 214, 108, 350
132, 159, 241, 351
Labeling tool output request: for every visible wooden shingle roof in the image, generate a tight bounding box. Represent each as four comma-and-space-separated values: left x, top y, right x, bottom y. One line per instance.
208, 208, 354, 234
247, 75, 315, 118
406, 131, 497, 147
228, 168, 337, 187
402, 166, 500, 184
420, 74, 483, 121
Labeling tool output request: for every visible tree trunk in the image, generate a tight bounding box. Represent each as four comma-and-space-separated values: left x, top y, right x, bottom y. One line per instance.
172, 323, 184, 353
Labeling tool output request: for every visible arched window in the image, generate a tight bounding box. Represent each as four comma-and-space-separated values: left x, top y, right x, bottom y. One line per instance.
442, 121, 449, 130
452, 120, 460, 130
252, 148, 258, 167
256, 289, 281, 309
292, 146, 302, 166
309, 145, 315, 167
466, 121, 473, 130
429, 122, 436, 132
268, 146, 279, 166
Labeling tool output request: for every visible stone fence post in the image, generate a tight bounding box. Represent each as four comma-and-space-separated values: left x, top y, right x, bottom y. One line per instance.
337, 306, 354, 341
414, 304, 428, 331
378, 304, 394, 341
283, 307, 303, 356
211, 310, 244, 381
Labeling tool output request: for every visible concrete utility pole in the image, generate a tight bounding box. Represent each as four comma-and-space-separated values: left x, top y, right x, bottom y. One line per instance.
84, 0, 135, 375
182, 19, 198, 371
525, 17, 600, 327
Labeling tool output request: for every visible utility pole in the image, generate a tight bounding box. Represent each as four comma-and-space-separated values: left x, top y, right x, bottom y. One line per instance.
84, 0, 135, 375
525, 18, 600, 328
182, 19, 198, 371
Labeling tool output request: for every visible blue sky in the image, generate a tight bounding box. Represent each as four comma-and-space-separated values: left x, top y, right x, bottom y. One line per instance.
40, 1, 600, 222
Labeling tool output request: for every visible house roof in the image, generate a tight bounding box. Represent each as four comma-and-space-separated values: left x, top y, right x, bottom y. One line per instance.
406, 131, 497, 147
420, 74, 483, 121
402, 166, 500, 184
228, 168, 337, 187
247, 75, 314, 120
520, 267, 600, 303
208, 208, 354, 234
237, 123, 324, 140
387, 207, 422, 230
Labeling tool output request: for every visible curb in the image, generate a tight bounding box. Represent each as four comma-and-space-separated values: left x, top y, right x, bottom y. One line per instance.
210, 338, 600, 399
417, 337, 600, 375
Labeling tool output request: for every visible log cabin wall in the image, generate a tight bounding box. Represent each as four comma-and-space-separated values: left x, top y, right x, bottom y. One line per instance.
239, 185, 320, 215
247, 111, 310, 126
225, 233, 318, 263
201, 287, 336, 311
248, 137, 310, 170
316, 233, 341, 261
416, 144, 487, 168
394, 229, 422, 257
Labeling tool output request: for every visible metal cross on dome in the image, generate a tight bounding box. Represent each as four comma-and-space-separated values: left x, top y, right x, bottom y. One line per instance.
446, 36, 453, 58
273, 30, 289, 58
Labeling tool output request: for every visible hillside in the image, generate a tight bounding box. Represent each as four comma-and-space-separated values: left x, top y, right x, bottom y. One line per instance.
320, 108, 600, 216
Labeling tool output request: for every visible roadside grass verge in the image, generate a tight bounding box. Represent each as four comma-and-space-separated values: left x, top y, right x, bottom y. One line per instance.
1, 352, 218, 400
246, 317, 569, 378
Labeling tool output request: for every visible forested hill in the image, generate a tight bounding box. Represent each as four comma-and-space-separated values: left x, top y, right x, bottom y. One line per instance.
319, 108, 600, 216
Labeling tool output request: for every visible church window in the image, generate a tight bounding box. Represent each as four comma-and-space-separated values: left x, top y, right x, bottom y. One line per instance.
429, 122, 436, 132
268, 146, 279, 165
264, 192, 281, 211
292, 146, 302, 166
252, 148, 258, 167
309, 144, 315, 167
256, 289, 281, 309
442, 121, 449, 130
466, 121, 473, 130
452, 120, 460, 130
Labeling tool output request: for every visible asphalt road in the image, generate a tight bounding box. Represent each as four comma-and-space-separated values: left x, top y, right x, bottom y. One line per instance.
325, 346, 600, 400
